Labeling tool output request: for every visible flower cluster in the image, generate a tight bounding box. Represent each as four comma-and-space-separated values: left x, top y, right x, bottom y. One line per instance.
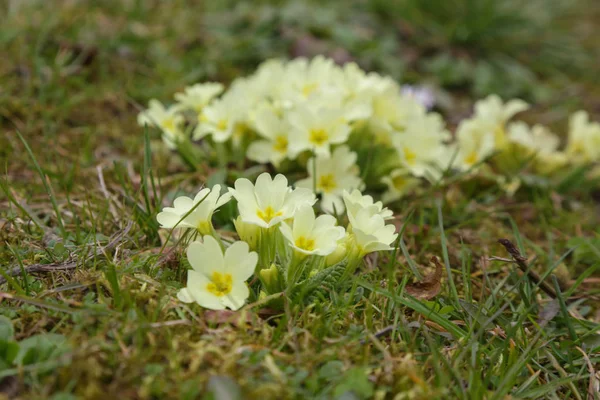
160, 173, 398, 311
140, 56, 600, 205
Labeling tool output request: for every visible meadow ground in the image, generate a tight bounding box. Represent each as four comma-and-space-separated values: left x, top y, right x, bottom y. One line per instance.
1, 1, 600, 399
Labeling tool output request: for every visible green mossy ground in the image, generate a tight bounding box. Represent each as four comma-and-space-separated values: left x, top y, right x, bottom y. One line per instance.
1, 1, 599, 399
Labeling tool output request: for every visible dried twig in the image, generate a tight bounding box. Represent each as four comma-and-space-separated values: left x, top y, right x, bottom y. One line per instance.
0, 222, 132, 285
497, 238, 559, 300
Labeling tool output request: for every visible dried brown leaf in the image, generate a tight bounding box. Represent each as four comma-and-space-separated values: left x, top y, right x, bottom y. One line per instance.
404, 256, 443, 300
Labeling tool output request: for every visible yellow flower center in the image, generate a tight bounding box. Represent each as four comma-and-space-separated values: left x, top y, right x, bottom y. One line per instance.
318, 174, 337, 193
302, 83, 318, 97
273, 135, 288, 153
206, 271, 233, 297
309, 128, 329, 146
197, 220, 211, 235
295, 236, 316, 251
465, 150, 478, 166
199, 113, 208, 123
257, 206, 283, 223
161, 117, 175, 131
403, 147, 417, 166
216, 119, 228, 130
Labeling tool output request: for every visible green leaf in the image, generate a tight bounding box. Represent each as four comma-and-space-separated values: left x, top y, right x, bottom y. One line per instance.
0, 316, 14, 340
333, 367, 374, 399
14, 333, 69, 369
0, 340, 20, 366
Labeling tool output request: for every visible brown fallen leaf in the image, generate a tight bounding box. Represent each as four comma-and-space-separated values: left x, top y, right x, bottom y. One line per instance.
404, 256, 443, 300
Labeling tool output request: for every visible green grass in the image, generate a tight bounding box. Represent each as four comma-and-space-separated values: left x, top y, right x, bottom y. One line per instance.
1, 1, 600, 399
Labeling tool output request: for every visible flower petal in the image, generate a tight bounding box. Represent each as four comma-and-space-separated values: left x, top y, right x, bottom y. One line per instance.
187, 237, 225, 275
224, 241, 258, 281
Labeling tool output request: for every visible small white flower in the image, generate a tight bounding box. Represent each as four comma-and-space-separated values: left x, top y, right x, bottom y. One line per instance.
229, 173, 316, 229
279, 205, 346, 256
174, 83, 224, 114
177, 236, 257, 310
157, 185, 231, 235
296, 146, 364, 214
349, 208, 398, 256
246, 107, 290, 166
566, 111, 600, 163
137, 99, 185, 149
287, 105, 351, 157
342, 189, 393, 222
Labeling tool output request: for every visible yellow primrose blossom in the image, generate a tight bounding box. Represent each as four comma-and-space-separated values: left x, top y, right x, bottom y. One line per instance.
156, 184, 231, 235
342, 189, 393, 222
177, 236, 257, 310
194, 94, 244, 142
391, 112, 450, 179
246, 107, 291, 166
137, 99, 185, 149
507, 121, 568, 174
174, 82, 224, 114
279, 205, 346, 257
566, 111, 600, 163
287, 105, 351, 157
473, 94, 529, 148
229, 173, 316, 229
453, 118, 497, 171
296, 146, 364, 214
347, 206, 398, 257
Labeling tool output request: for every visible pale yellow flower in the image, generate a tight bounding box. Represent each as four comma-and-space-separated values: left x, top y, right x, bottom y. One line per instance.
296, 146, 364, 214
229, 173, 316, 229
279, 205, 346, 257
156, 185, 231, 235
177, 236, 257, 310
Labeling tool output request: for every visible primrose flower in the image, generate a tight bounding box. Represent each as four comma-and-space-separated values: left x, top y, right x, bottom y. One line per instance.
473, 95, 529, 147
342, 189, 393, 222
566, 111, 600, 163
368, 88, 424, 145
279, 205, 346, 257
453, 118, 497, 171
194, 95, 242, 142
229, 173, 316, 229
246, 107, 291, 166
392, 112, 450, 179
505, 122, 568, 174
137, 99, 185, 149
174, 83, 224, 114
177, 236, 257, 310
296, 146, 364, 214
157, 185, 231, 235
348, 208, 398, 256
282, 56, 342, 103
287, 105, 351, 157
381, 169, 420, 204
